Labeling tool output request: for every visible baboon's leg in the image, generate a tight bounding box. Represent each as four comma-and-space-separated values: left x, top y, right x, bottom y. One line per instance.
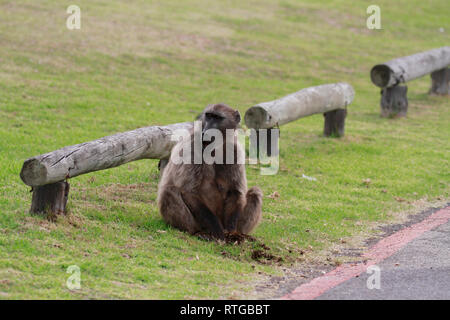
180, 191, 225, 240
236, 186, 263, 234
223, 190, 245, 232
159, 187, 200, 234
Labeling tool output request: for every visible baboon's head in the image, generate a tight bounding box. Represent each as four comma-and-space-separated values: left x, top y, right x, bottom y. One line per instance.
201, 103, 241, 137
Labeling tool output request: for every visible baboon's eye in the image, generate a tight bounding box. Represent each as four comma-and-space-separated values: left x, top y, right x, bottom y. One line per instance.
206, 112, 223, 121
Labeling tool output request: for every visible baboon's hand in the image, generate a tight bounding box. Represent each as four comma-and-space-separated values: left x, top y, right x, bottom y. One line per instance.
247, 186, 263, 199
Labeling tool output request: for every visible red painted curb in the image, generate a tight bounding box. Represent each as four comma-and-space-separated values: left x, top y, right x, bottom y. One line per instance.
282, 206, 450, 300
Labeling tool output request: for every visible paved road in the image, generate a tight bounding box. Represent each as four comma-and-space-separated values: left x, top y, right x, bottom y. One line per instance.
317, 219, 450, 300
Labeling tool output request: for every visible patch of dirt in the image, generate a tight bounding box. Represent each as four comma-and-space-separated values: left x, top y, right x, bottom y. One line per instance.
196, 231, 284, 265
224, 232, 256, 244
224, 232, 283, 264
251, 249, 283, 264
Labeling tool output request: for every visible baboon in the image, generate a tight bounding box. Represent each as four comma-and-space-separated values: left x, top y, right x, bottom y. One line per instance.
157, 103, 263, 240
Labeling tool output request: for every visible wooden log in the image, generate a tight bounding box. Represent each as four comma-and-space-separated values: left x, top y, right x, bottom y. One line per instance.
20, 122, 193, 187
371, 46, 450, 88
30, 181, 70, 218
244, 83, 354, 129
429, 67, 450, 95
380, 85, 408, 118
323, 108, 347, 137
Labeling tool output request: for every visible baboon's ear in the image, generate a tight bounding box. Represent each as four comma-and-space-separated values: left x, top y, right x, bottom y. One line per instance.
234, 110, 241, 124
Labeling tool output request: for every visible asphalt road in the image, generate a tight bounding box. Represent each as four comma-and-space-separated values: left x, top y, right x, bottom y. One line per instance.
316, 219, 450, 300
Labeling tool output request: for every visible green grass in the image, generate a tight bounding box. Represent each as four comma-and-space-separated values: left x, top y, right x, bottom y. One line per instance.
0, 0, 449, 299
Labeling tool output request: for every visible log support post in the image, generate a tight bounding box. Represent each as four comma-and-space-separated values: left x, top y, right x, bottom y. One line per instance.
323, 108, 347, 137
158, 159, 169, 176
254, 128, 280, 157
30, 181, 70, 219
430, 67, 450, 95
380, 85, 408, 118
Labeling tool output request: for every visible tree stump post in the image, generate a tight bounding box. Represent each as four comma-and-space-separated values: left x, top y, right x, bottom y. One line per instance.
253, 128, 280, 158
30, 181, 70, 219
430, 67, 450, 95
380, 85, 408, 118
323, 108, 347, 137
158, 159, 168, 176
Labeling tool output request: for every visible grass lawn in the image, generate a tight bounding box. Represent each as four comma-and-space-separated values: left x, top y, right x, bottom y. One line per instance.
0, 0, 449, 299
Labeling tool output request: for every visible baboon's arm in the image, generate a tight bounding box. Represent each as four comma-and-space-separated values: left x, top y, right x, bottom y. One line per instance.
180, 191, 225, 240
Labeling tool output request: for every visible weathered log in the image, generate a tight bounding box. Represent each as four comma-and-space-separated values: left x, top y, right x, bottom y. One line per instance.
323, 108, 347, 137
370, 46, 450, 88
244, 82, 354, 129
430, 67, 450, 95
30, 181, 70, 218
380, 85, 408, 118
20, 122, 193, 187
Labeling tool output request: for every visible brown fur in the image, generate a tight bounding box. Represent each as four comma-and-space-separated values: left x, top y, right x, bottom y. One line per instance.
157, 103, 263, 240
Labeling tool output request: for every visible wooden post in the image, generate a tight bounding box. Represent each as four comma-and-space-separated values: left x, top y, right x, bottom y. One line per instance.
380, 85, 408, 118
158, 159, 169, 176
430, 67, 450, 95
244, 83, 354, 154
253, 128, 280, 157
323, 108, 347, 137
371, 47, 450, 88
20, 122, 192, 218
244, 83, 354, 129
30, 181, 70, 219
371, 47, 449, 117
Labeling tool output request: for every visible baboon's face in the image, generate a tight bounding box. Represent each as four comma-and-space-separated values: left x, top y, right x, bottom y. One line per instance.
201, 104, 241, 137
